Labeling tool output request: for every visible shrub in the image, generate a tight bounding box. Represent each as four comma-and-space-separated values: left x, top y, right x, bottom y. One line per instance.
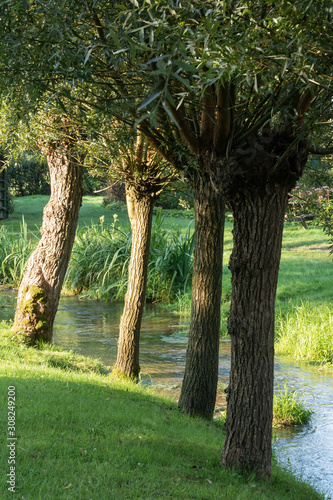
319, 198, 333, 253
287, 185, 333, 218
7, 152, 50, 196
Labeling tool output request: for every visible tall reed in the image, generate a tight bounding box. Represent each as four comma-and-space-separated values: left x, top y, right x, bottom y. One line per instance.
0, 217, 38, 287
147, 210, 194, 301
275, 303, 333, 364
64, 210, 195, 302
64, 215, 131, 300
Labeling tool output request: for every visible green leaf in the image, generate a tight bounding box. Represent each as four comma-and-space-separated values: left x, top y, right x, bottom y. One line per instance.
165, 87, 176, 108
162, 102, 180, 129
175, 60, 198, 73
133, 113, 151, 128
83, 48, 92, 67
138, 92, 161, 111
172, 71, 191, 87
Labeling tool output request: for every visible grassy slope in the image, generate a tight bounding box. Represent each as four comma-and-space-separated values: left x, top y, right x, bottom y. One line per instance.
0, 326, 323, 500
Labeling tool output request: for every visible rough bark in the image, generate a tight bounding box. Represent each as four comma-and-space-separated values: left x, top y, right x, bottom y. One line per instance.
178, 173, 225, 419
12, 145, 83, 345
216, 137, 309, 478
221, 184, 288, 478
114, 183, 154, 379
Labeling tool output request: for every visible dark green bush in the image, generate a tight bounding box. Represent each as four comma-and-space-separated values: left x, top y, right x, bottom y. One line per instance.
7, 152, 50, 196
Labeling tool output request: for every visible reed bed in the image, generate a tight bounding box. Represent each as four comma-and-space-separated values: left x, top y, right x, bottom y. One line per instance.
0, 217, 38, 287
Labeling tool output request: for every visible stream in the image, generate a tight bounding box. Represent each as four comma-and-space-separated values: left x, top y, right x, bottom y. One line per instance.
1, 292, 332, 498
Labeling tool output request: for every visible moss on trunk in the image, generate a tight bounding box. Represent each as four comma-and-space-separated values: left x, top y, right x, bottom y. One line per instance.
12, 285, 49, 344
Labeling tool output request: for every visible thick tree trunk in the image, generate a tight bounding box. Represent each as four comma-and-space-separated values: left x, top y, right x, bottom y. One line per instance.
221, 184, 289, 478
114, 184, 154, 379
178, 175, 225, 419
12, 145, 83, 345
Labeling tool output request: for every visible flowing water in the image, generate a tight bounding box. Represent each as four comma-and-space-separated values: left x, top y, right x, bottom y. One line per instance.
1, 291, 332, 498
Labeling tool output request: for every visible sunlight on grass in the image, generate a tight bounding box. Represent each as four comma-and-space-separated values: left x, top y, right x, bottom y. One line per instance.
0, 322, 324, 499
273, 381, 313, 427
275, 303, 333, 365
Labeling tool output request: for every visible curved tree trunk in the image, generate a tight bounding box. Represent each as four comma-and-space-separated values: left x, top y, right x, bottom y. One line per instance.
178, 174, 225, 419
12, 145, 83, 345
114, 183, 154, 379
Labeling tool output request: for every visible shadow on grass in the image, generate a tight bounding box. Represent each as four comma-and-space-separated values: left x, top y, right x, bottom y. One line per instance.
277, 257, 333, 308
0, 361, 324, 500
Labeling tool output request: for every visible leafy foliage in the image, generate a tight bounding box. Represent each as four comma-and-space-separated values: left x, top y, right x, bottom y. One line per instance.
6, 152, 50, 196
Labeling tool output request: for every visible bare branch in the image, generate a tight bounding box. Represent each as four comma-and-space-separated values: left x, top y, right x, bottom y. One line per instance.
214, 81, 231, 154
164, 103, 200, 155
199, 84, 215, 145
308, 145, 333, 156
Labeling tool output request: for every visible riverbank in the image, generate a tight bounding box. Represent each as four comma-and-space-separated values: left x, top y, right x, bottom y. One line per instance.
2, 195, 333, 365
0, 323, 324, 499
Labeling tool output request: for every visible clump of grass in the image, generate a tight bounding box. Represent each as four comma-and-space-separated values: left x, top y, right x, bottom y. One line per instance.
146, 209, 194, 301
273, 381, 314, 427
275, 303, 333, 365
64, 215, 131, 300
0, 217, 38, 287
173, 291, 192, 316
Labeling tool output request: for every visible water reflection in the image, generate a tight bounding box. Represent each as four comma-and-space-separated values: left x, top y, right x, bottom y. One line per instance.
274, 358, 333, 498
0, 291, 332, 498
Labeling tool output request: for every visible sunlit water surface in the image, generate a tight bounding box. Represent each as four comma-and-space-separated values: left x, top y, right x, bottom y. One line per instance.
1, 292, 332, 498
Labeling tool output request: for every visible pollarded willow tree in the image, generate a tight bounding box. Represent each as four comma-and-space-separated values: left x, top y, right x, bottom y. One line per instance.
92, 126, 173, 379
1, 1, 174, 365
0, 7, 90, 344
114, 135, 164, 379
11, 113, 86, 344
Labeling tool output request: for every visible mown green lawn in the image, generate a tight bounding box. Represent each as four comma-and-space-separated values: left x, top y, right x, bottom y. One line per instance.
2, 195, 130, 234
0, 327, 324, 499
